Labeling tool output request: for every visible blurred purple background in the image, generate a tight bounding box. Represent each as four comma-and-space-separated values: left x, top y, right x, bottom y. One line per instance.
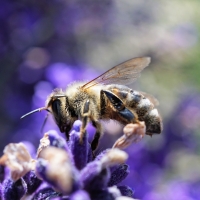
1, 0, 200, 199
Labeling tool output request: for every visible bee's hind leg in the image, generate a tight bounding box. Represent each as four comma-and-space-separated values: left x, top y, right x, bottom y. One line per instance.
80, 100, 90, 142
91, 121, 102, 151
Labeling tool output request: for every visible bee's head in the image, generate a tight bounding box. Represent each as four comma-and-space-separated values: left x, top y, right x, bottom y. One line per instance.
45, 88, 66, 108
21, 88, 67, 127
46, 88, 70, 132
21, 88, 74, 135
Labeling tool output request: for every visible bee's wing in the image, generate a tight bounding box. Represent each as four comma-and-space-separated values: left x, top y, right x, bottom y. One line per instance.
81, 57, 151, 89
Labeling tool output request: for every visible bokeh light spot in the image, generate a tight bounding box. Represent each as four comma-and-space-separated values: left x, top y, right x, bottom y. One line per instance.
33, 81, 53, 107
45, 63, 75, 88
24, 47, 50, 69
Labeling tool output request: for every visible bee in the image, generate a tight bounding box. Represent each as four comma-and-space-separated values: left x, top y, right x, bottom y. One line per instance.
21, 57, 162, 151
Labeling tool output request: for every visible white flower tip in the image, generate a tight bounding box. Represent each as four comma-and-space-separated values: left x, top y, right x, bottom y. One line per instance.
1, 143, 33, 181
38, 147, 73, 194
101, 149, 128, 167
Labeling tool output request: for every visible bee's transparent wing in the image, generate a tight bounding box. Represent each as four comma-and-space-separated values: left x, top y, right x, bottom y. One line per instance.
82, 57, 151, 89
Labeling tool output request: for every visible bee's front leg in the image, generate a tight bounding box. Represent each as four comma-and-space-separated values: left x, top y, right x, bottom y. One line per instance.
64, 124, 73, 141
80, 100, 102, 151
80, 100, 90, 142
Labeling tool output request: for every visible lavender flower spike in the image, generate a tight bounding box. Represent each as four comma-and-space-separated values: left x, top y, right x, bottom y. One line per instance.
48, 130, 73, 163
36, 146, 79, 194
80, 148, 128, 192
37, 130, 73, 164
117, 186, 134, 198
80, 161, 111, 191
48, 130, 71, 152
108, 164, 130, 186
23, 170, 42, 195
70, 120, 91, 170
32, 187, 61, 200
100, 148, 128, 168
69, 190, 90, 200
2, 178, 27, 200
0, 143, 35, 181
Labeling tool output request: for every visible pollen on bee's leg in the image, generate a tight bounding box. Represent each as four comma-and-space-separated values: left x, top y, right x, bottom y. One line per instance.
112, 121, 146, 149
79, 131, 85, 144
80, 122, 87, 144
80, 117, 89, 144
80, 100, 91, 143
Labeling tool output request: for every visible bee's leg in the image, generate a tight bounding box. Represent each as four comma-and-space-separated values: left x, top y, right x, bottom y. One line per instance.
80, 100, 90, 142
64, 124, 72, 141
91, 121, 102, 151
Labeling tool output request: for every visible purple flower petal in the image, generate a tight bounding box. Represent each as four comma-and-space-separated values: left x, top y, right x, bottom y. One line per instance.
36, 158, 63, 190
108, 164, 130, 186
35, 158, 48, 180
59, 197, 70, 200
2, 178, 27, 200
48, 130, 73, 162
117, 185, 134, 197
32, 187, 61, 200
80, 161, 110, 191
72, 120, 82, 132
23, 170, 43, 194
51, 198, 69, 200
69, 190, 90, 200
95, 149, 110, 161
36, 147, 79, 194
48, 130, 66, 149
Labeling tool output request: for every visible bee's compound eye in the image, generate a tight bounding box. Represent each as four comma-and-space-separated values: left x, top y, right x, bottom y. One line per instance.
51, 100, 61, 116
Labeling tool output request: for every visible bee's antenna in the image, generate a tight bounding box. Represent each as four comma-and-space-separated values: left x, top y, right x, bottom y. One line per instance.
20, 107, 48, 119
